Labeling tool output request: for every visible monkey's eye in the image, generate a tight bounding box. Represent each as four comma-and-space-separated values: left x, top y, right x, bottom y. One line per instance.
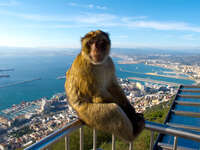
86, 40, 93, 48
87, 39, 96, 47
97, 40, 107, 49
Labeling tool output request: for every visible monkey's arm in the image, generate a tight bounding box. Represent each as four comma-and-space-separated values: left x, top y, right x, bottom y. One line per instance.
106, 58, 136, 108
92, 88, 116, 103
108, 76, 136, 110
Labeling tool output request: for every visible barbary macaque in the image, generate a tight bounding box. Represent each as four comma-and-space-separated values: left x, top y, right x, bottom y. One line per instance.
65, 30, 145, 142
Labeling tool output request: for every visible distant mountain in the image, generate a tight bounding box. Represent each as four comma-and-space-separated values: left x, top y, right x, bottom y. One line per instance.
1, 46, 200, 57
0, 47, 79, 56
111, 48, 200, 55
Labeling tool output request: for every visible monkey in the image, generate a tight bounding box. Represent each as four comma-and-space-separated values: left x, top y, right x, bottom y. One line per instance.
65, 30, 145, 142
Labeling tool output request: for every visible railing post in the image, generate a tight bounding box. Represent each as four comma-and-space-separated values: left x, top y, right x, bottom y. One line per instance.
80, 127, 84, 150
112, 134, 116, 150
129, 142, 133, 150
173, 136, 178, 150
65, 136, 70, 150
150, 131, 154, 150
93, 129, 97, 150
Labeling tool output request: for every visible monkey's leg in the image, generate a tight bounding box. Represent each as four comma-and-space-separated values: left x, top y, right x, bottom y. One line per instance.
74, 102, 135, 142
108, 78, 145, 137
121, 104, 145, 137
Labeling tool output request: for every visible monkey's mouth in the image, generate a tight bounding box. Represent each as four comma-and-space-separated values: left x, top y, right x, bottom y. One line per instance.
92, 55, 104, 63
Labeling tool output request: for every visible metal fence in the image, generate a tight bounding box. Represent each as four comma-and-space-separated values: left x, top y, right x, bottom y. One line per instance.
24, 119, 200, 150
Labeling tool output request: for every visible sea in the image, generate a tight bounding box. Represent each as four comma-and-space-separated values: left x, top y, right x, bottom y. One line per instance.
0, 54, 195, 111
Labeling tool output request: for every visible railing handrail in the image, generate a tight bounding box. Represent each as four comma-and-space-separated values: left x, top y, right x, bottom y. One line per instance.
145, 121, 200, 142
24, 119, 200, 150
24, 120, 83, 150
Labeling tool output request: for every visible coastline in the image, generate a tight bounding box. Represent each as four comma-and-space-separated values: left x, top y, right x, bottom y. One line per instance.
0, 78, 42, 88
117, 61, 197, 85
0, 55, 197, 113
145, 63, 197, 84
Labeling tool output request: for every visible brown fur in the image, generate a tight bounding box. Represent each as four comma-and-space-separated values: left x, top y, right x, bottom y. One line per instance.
65, 30, 144, 142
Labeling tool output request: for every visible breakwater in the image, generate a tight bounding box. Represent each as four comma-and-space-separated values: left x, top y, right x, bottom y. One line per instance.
0, 74, 10, 78
128, 77, 180, 86
0, 78, 41, 88
120, 68, 191, 80
0, 68, 14, 72
56, 76, 65, 80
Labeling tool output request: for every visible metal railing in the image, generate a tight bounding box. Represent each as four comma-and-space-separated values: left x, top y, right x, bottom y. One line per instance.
24, 120, 200, 150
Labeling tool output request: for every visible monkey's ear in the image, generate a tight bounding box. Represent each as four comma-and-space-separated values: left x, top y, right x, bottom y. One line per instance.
81, 37, 84, 42
103, 32, 110, 40
81, 31, 95, 42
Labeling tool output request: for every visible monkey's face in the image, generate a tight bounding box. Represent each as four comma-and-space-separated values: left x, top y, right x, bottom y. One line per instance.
81, 30, 111, 65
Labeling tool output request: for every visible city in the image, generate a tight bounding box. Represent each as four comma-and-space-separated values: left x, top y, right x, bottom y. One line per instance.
0, 78, 177, 150
112, 52, 200, 83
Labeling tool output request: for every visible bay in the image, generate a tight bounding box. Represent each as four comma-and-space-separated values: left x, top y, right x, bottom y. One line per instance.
0, 55, 195, 111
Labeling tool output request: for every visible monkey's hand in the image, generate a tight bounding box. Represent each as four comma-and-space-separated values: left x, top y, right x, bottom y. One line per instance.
92, 97, 106, 103
92, 89, 116, 103
92, 96, 115, 103
74, 102, 135, 142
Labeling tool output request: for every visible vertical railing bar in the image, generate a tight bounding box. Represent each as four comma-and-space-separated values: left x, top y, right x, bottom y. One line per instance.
45, 147, 51, 150
65, 136, 70, 150
93, 129, 97, 150
150, 131, 154, 150
173, 136, 178, 150
80, 127, 84, 150
129, 142, 133, 150
112, 134, 116, 150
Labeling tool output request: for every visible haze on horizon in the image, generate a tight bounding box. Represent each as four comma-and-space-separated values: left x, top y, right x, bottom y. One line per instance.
1, 0, 200, 51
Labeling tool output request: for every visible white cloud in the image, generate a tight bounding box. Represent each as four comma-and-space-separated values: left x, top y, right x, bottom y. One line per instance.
123, 20, 200, 32
96, 5, 107, 10
0, 0, 19, 7
0, 10, 75, 22
121, 16, 147, 22
112, 35, 129, 39
181, 34, 198, 41
88, 4, 94, 8
68, 2, 77, 6
1, 9, 200, 33
0, 10, 116, 25
75, 13, 117, 24
0, 35, 80, 48
67, 2, 107, 10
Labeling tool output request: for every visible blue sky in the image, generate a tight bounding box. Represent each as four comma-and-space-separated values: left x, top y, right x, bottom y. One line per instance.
1, 0, 200, 50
